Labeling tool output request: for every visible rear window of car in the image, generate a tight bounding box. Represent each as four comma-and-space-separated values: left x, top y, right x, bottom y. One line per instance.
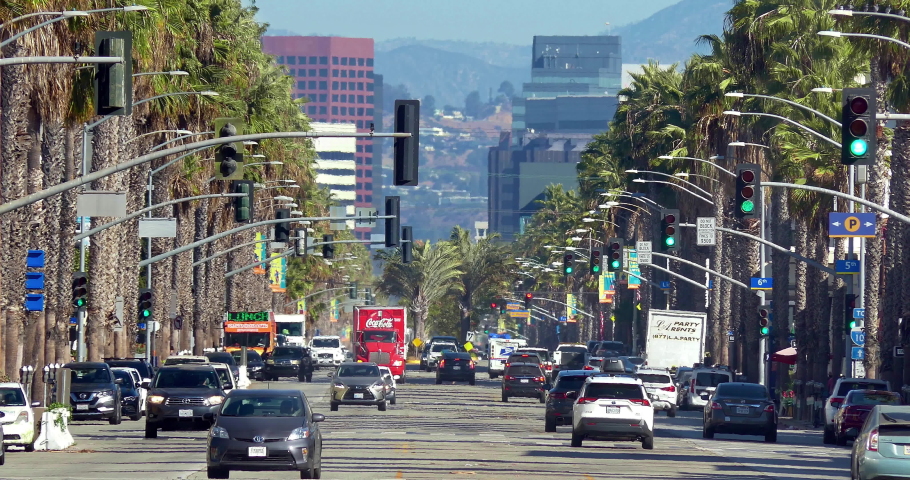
431, 344, 456, 352
0, 387, 26, 406
519, 350, 550, 361
716, 384, 768, 399
880, 411, 910, 424
638, 374, 672, 384
559, 346, 587, 354
584, 383, 644, 399
507, 365, 543, 376
509, 354, 541, 364
848, 391, 901, 406
696, 372, 731, 387
555, 375, 590, 391
443, 352, 471, 360
838, 381, 888, 396
206, 353, 235, 365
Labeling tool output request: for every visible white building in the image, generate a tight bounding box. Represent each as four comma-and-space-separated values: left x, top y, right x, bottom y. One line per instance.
312, 122, 357, 207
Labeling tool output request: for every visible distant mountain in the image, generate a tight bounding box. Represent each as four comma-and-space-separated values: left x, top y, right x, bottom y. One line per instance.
614, 0, 731, 65
376, 38, 529, 69
376, 44, 530, 108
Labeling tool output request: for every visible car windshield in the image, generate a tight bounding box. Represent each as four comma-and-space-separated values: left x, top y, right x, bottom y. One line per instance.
432, 344, 457, 353
716, 384, 768, 399
848, 391, 901, 406
312, 338, 340, 348
559, 346, 587, 354
154, 369, 221, 389
638, 374, 672, 385
230, 351, 262, 363
206, 353, 235, 365
555, 375, 590, 391
696, 372, 730, 387
165, 358, 206, 365
337, 365, 380, 377
507, 366, 543, 376
0, 388, 26, 406
584, 383, 644, 399
363, 330, 397, 343
511, 355, 541, 364
838, 381, 888, 396
112, 370, 134, 385
272, 347, 304, 359
70, 367, 111, 384
276, 323, 303, 336
220, 395, 305, 417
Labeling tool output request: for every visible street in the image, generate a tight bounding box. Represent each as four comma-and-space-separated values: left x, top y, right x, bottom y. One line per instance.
0, 365, 849, 480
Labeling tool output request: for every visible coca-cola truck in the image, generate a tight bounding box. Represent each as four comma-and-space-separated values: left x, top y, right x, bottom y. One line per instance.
353, 306, 407, 381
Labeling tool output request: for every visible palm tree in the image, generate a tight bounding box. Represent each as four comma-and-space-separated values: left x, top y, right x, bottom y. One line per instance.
449, 226, 512, 342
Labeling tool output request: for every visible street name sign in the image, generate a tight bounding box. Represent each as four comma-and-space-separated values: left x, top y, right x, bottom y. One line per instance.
836, 259, 861, 274
750, 277, 772, 290
829, 212, 876, 238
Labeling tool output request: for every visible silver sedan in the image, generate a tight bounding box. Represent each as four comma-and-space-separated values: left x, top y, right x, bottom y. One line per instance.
327, 362, 388, 412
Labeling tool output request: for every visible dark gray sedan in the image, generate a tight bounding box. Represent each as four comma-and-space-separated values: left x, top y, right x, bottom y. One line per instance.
206, 389, 324, 479
703, 382, 777, 442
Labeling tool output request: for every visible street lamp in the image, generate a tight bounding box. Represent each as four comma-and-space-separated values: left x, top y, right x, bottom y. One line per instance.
632, 178, 714, 205
625, 169, 712, 197
723, 110, 841, 148
246, 161, 283, 167
674, 172, 719, 184
657, 155, 735, 177
126, 129, 194, 143
818, 30, 910, 50
729, 141, 770, 149
725, 91, 840, 126
829, 7, 910, 23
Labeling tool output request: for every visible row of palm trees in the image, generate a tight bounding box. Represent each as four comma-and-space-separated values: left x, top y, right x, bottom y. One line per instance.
509, 0, 910, 403
0, 1, 369, 390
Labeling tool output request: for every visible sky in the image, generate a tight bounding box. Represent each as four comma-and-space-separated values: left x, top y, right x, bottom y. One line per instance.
250, 0, 682, 44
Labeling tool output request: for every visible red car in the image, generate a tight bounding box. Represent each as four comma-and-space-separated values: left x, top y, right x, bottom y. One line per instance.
833, 389, 902, 446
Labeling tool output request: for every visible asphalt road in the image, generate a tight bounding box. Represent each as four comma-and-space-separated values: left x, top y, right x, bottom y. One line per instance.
0, 365, 852, 480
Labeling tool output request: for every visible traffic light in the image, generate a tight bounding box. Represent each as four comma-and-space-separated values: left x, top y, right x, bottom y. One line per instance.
138, 288, 152, 321
607, 238, 624, 272
589, 248, 603, 275
841, 88, 876, 166
758, 305, 770, 336
349, 282, 358, 300
659, 210, 679, 251
294, 228, 307, 257
214, 118, 245, 180
490, 300, 499, 311
500, 303, 507, 314
563, 253, 575, 275
322, 234, 335, 259
524, 293, 534, 309
735, 164, 761, 219
364, 288, 373, 305
401, 226, 413, 264
93, 31, 133, 116
232, 180, 253, 223
275, 208, 291, 243
394, 100, 420, 186
385, 196, 400, 247
845, 294, 858, 333
71, 272, 88, 308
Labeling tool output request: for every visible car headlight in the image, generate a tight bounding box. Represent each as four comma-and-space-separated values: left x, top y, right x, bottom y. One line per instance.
392, 360, 403, 366
123, 396, 137, 402
148, 395, 166, 404
210, 426, 229, 439
265, 359, 275, 364
13, 411, 28, 424
206, 396, 224, 406
333, 382, 346, 389
287, 427, 311, 440
290, 359, 301, 365
97, 389, 114, 398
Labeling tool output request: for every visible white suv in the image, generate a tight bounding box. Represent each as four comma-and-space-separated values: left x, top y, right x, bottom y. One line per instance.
309, 336, 345, 368
637, 368, 678, 417
571, 376, 654, 449
822, 377, 890, 444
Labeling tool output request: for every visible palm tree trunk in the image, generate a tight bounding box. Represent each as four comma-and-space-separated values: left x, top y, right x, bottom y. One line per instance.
42, 121, 66, 365
709, 186, 728, 366
793, 218, 809, 420
56, 126, 79, 363
770, 186, 792, 391
811, 225, 831, 383
192, 199, 209, 354
890, 123, 910, 387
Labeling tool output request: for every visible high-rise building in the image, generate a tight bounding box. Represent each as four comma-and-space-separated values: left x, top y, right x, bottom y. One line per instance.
261, 36, 379, 239
311, 123, 356, 207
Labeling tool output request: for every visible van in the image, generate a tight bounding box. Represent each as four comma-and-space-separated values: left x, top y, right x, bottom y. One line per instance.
682, 367, 733, 410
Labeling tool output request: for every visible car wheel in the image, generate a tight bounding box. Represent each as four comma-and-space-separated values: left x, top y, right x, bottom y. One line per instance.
823, 425, 835, 444
545, 417, 556, 432
24, 442, 35, 452
836, 430, 847, 446
306, 374, 312, 383
300, 467, 315, 479
703, 423, 714, 439
109, 407, 122, 425
390, 396, 396, 405
144, 422, 158, 439
378, 401, 387, 412
130, 412, 142, 421
435, 377, 442, 385
668, 406, 677, 418
469, 378, 476, 386
397, 376, 406, 385
0, 446, 5, 465
570, 432, 583, 447
539, 392, 546, 404
207, 466, 229, 479
501, 393, 508, 403
642, 436, 654, 450
765, 429, 778, 443
330, 402, 339, 412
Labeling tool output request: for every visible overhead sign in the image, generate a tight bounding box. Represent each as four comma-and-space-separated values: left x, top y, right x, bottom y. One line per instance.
851, 346, 865, 360
829, 212, 876, 238
851, 327, 865, 347
636, 241, 652, 265
659, 281, 671, 290
77, 191, 127, 217
696, 217, 716, 246
853, 308, 865, 319
750, 277, 772, 290
836, 259, 861, 275
138, 218, 177, 238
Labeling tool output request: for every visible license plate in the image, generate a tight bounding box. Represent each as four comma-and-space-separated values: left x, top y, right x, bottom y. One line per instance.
606, 406, 620, 414
736, 407, 749, 415
75, 404, 89, 411
521, 379, 529, 383
248, 446, 266, 457
178, 409, 193, 418
453, 366, 461, 370
353, 393, 364, 399
904, 445, 910, 455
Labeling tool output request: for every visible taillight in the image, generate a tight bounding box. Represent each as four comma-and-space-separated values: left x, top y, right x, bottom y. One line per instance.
439, 360, 445, 368
830, 397, 844, 408
537, 376, 546, 382
690, 378, 695, 392
711, 402, 723, 410
630, 399, 651, 407
550, 392, 568, 399
583, 366, 594, 370
504, 375, 515, 381
468, 361, 475, 369
545, 365, 553, 371
660, 385, 676, 393
868, 428, 879, 451
763, 404, 775, 413
577, 397, 598, 404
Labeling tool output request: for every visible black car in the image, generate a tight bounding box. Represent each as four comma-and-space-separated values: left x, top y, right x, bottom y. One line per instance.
104, 357, 155, 380
545, 370, 598, 432
435, 352, 476, 385
205, 352, 239, 381
703, 382, 778, 442
112, 368, 143, 421
64, 362, 123, 424
594, 341, 628, 358
144, 365, 227, 438
502, 363, 548, 403
206, 389, 325, 479
230, 350, 265, 381
263, 346, 314, 382
552, 351, 587, 378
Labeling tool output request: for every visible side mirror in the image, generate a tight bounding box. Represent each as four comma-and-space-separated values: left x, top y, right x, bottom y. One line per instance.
114, 378, 123, 385
202, 412, 215, 421
140, 380, 151, 389
30, 401, 40, 407
312, 413, 326, 423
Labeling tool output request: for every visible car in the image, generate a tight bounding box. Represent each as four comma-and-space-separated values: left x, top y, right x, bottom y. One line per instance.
682, 367, 733, 410
675, 369, 694, 406
593, 340, 627, 358
502, 362, 548, 403
599, 357, 637, 375
378, 366, 397, 405
545, 370, 598, 432
0, 383, 38, 451
0, 411, 6, 463
104, 358, 155, 382
850, 405, 910, 480
309, 336, 345, 369
824, 377, 890, 444
63, 361, 123, 424
702, 382, 777, 442
164, 355, 210, 366
264, 346, 314, 382
231, 350, 265, 381
211, 364, 238, 393
436, 352, 476, 385
834, 389, 901, 446
111, 367, 145, 421
144, 364, 227, 438
623, 356, 647, 369
206, 389, 324, 479
328, 362, 388, 411
586, 357, 605, 371
552, 344, 589, 377
205, 352, 240, 381
637, 369, 678, 417
425, 342, 458, 371
571, 375, 654, 449
517, 347, 553, 378
421, 336, 461, 370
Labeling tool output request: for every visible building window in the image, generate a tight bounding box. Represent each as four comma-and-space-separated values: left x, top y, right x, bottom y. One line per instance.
319, 81, 328, 90
341, 57, 348, 66
298, 56, 306, 64
341, 107, 347, 115
319, 94, 327, 102
365, 144, 373, 153
356, 120, 364, 128
364, 155, 372, 165
348, 69, 355, 78
332, 81, 339, 89
355, 156, 362, 165
357, 82, 364, 91
287, 68, 295, 76
356, 95, 363, 103
367, 71, 373, 79
298, 69, 305, 77
365, 83, 372, 91
356, 144, 363, 152
277, 56, 285, 63
319, 56, 328, 64
341, 83, 347, 90
365, 169, 373, 177
356, 170, 363, 177
366, 108, 374, 116
341, 70, 347, 78
367, 58, 374, 67
332, 94, 339, 102
358, 58, 365, 66
356, 183, 363, 190
287, 56, 296, 65
308, 106, 316, 114
319, 69, 328, 77
365, 182, 372, 191
357, 108, 364, 116
309, 56, 317, 64
357, 70, 364, 78
332, 106, 339, 115
365, 195, 373, 203
367, 95, 374, 103
297, 81, 305, 89
309, 69, 316, 76
356, 194, 363, 202
332, 56, 339, 65
348, 57, 356, 65
308, 81, 316, 89
319, 106, 327, 114
332, 69, 339, 77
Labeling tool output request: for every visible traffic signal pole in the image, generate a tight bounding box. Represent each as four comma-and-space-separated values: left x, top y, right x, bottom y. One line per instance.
650, 252, 750, 289
223, 239, 382, 278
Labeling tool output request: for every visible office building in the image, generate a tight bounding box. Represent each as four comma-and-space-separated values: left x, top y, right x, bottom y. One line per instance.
311, 122, 356, 206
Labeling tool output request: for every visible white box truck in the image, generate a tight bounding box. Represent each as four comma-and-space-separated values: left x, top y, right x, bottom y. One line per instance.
644, 310, 707, 370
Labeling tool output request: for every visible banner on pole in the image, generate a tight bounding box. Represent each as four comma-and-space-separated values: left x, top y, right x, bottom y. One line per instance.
253, 232, 267, 274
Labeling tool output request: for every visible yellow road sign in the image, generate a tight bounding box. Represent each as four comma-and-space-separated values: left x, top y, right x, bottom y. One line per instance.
464, 341, 474, 352
412, 338, 423, 348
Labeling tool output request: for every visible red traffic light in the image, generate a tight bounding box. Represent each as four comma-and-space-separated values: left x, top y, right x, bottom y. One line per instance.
759, 317, 769, 327
490, 301, 497, 309
525, 293, 534, 300
758, 308, 769, 318
741, 185, 754, 199
664, 214, 676, 224
665, 226, 676, 235
850, 97, 868, 115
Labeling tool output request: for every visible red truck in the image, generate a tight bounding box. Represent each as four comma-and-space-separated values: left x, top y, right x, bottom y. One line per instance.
353, 306, 407, 382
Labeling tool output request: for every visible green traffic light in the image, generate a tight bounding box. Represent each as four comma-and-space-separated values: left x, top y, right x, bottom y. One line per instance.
760, 327, 769, 335
741, 199, 755, 213
141, 309, 150, 318
565, 267, 573, 274
610, 260, 620, 269
850, 139, 868, 156
592, 266, 600, 272
664, 237, 675, 247
849, 320, 857, 329
75, 299, 85, 307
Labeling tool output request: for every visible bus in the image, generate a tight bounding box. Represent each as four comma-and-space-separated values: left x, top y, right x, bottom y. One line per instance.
223, 311, 277, 356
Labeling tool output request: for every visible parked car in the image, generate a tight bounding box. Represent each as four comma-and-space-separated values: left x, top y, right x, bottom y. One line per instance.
104, 358, 155, 382
636, 368, 678, 417
206, 389, 324, 479
435, 352, 476, 385
834, 389, 901, 446
502, 363, 548, 403
850, 405, 910, 480
571, 376, 654, 449
545, 370, 598, 432
702, 382, 777, 442
328, 362, 389, 411
230, 350, 264, 381
64, 362, 123, 424
111, 367, 144, 421
378, 366, 397, 405
824, 377, 890, 444
0, 383, 37, 451
144, 364, 227, 438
